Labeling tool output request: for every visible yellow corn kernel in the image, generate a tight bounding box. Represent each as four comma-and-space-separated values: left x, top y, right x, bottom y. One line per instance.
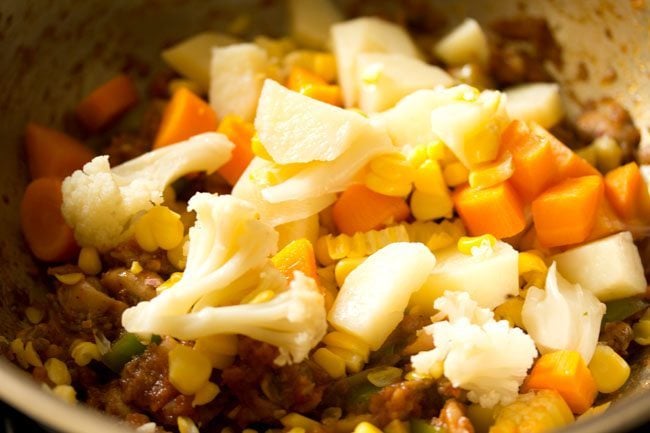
416, 359, 443, 380
135, 206, 184, 252
593, 135, 622, 173
410, 189, 454, 221
78, 247, 102, 275
457, 234, 497, 255
71, 341, 101, 366
178, 416, 200, 433
167, 236, 188, 270
55, 273, 84, 285
244, 289, 276, 304
353, 421, 383, 433
426, 141, 446, 161
23, 341, 42, 367
52, 385, 77, 405
287, 428, 306, 433
322, 331, 370, 361
281, 413, 323, 431
632, 310, 650, 345
588, 344, 630, 393
365, 172, 412, 197
469, 152, 514, 189
413, 159, 447, 195
10, 338, 28, 369
168, 78, 203, 96
168, 345, 212, 395
327, 346, 365, 374
313, 348, 346, 378
251, 134, 272, 160
441, 218, 467, 239
494, 297, 525, 329
366, 153, 414, 197
157, 272, 183, 293
316, 225, 409, 264
407, 145, 430, 168
576, 145, 598, 167
25, 306, 44, 324
490, 390, 573, 433
518, 251, 547, 274
192, 381, 221, 406
384, 419, 409, 433
254, 36, 296, 59
45, 358, 71, 386
313, 53, 337, 83
443, 161, 469, 187
334, 257, 366, 287
404, 371, 428, 381
130, 261, 143, 275
194, 335, 238, 369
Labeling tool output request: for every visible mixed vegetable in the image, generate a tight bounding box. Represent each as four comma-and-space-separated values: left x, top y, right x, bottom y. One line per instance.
6, 2, 650, 433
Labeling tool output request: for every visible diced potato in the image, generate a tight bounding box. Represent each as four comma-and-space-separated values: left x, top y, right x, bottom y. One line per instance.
276, 213, 320, 250
328, 242, 436, 350
209, 43, 268, 121
162, 32, 239, 91
505, 83, 564, 129
434, 18, 489, 67
357, 53, 454, 114
430, 88, 509, 168
552, 231, 647, 301
331, 17, 420, 107
255, 79, 371, 164
410, 240, 519, 311
288, 0, 342, 49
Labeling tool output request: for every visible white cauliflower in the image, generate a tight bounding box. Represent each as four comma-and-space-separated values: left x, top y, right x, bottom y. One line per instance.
522, 262, 606, 363
411, 291, 537, 408
122, 193, 327, 365
61, 133, 234, 250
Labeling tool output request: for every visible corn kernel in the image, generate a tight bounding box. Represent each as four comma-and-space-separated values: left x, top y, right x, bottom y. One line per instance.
352, 421, 382, 433
251, 134, 272, 160
192, 381, 221, 406
469, 152, 514, 189
135, 206, 184, 252
443, 161, 469, 187
426, 141, 446, 161
168, 345, 212, 395
25, 306, 44, 324
518, 251, 547, 274
78, 247, 102, 275
157, 272, 183, 293
576, 145, 598, 167
426, 231, 455, 251
71, 341, 101, 366
23, 341, 42, 367
494, 297, 525, 329
413, 159, 447, 195
178, 416, 200, 433
384, 420, 409, 433
52, 385, 77, 405
593, 135, 623, 173
407, 145, 429, 168
588, 344, 630, 393
313, 348, 346, 378
410, 189, 453, 221
282, 413, 323, 431
254, 36, 296, 59
632, 310, 650, 345
10, 338, 28, 369
45, 358, 71, 385
54, 273, 84, 285
167, 237, 188, 270
130, 261, 143, 275
370, 154, 415, 182
457, 234, 497, 255
168, 78, 203, 96
327, 346, 365, 373
365, 172, 412, 197
287, 427, 306, 433
322, 331, 370, 361
334, 257, 366, 287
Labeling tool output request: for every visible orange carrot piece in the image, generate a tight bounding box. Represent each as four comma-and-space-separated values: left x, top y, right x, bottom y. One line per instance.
75, 74, 138, 132
332, 184, 410, 235
20, 178, 78, 262
586, 197, 625, 242
531, 175, 604, 248
271, 238, 319, 282
215, 115, 255, 185
604, 161, 650, 221
287, 66, 343, 106
499, 120, 558, 202
452, 181, 526, 239
153, 87, 218, 149
24, 122, 94, 179
530, 122, 599, 183
523, 350, 598, 414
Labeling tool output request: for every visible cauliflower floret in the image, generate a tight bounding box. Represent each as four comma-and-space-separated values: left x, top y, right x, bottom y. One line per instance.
522, 262, 606, 363
411, 291, 537, 408
61, 133, 233, 251
122, 193, 327, 365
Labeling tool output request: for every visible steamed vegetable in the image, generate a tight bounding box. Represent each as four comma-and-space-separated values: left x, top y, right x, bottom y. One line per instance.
288, 0, 341, 49
552, 231, 647, 301
522, 263, 606, 363
504, 83, 564, 129
75, 74, 139, 132
434, 18, 489, 67
122, 193, 327, 365
328, 242, 436, 350
410, 240, 519, 310
411, 291, 537, 408
215, 114, 255, 185
61, 132, 233, 250
489, 390, 574, 433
